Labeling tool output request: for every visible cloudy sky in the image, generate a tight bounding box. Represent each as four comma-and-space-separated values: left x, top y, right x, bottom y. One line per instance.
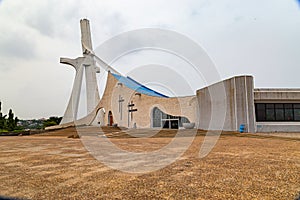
0, 0, 300, 119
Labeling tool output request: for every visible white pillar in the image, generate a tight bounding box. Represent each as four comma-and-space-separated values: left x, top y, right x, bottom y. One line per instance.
59, 57, 84, 124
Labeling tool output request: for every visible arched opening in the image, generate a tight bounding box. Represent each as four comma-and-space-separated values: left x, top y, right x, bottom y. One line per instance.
152, 107, 190, 129
108, 111, 113, 126
90, 107, 105, 126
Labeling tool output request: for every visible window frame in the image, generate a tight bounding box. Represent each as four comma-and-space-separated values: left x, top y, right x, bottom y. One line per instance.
255, 103, 300, 122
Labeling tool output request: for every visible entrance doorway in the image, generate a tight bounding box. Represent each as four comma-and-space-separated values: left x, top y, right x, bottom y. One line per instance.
162, 119, 179, 129
152, 107, 189, 129
108, 111, 113, 126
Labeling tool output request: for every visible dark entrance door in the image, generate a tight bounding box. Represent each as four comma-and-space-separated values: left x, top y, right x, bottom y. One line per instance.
170, 120, 179, 129
162, 120, 169, 129
108, 111, 113, 126
162, 119, 179, 129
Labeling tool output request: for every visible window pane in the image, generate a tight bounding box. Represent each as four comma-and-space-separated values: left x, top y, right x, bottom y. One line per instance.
266, 104, 274, 109
266, 109, 275, 121
257, 113, 265, 121
255, 104, 266, 121
294, 104, 300, 109
153, 108, 162, 127
294, 109, 300, 121
179, 117, 190, 127
275, 108, 284, 121
275, 104, 283, 109
284, 104, 292, 109
274, 104, 284, 121
256, 104, 265, 110
162, 113, 167, 119
256, 109, 265, 121
285, 109, 293, 121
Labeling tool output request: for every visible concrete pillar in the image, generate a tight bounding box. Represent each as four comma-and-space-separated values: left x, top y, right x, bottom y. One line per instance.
80, 19, 93, 54
59, 57, 84, 124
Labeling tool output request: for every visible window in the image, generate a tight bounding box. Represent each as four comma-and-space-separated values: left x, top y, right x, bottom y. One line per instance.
152, 107, 190, 128
284, 104, 293, 121
255, 103, 300, 122
294, 104, 300, 121
256, 104, 265, 121
266, 104, 275, 121
153, 107, 162, 127
275, 104, 284, 121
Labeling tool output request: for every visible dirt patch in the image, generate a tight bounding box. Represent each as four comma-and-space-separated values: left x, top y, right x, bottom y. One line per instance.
0, 127, 299, 199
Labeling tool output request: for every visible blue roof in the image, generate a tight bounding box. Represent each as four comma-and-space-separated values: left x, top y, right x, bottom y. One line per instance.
111, 73, 168, 98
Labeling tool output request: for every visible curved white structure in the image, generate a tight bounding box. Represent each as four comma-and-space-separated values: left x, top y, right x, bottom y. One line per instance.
60, 19, 100, 124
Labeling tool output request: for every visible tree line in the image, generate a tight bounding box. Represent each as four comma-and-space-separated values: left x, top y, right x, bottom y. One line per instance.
0, 102, 19, 131
0, 101, 62, 132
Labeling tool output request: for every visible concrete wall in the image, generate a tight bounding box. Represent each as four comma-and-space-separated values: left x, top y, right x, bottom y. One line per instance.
254, 88, 300, 101
197, 76, 255, 133
256, 122, 300, 132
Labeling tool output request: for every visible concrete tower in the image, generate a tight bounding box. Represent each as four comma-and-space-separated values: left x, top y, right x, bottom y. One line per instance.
60, 19, 100, 124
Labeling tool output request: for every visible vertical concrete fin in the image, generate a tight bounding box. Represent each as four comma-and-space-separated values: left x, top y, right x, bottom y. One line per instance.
60, 65, 84, 124
85, 62, 100, 114
80, 19, 100, 114
80, 19, 93, 54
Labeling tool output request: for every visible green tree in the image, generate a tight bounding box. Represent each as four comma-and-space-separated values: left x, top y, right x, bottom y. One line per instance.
7, 109, 15, 131
0, 102, 20, 132
0, 113, 3, 130
0, 102, 6, 130
14, 117, 19, 127
43, 116, 62, 128
48, 116, 62, 125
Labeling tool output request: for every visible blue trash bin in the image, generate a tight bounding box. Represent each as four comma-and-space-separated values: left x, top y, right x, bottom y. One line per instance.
239, 124, 245, 133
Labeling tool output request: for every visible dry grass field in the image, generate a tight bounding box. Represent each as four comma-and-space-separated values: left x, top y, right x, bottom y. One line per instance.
0, 127, 299, 200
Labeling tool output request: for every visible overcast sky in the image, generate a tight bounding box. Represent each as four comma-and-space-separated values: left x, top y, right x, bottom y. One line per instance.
0, 0, 300, 119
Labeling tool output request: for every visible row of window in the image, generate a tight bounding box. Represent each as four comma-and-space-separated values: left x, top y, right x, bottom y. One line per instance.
255, 103, 300, 122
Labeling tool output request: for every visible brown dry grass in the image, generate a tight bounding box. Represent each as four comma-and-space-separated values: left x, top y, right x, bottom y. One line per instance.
0, 127, 299, 199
